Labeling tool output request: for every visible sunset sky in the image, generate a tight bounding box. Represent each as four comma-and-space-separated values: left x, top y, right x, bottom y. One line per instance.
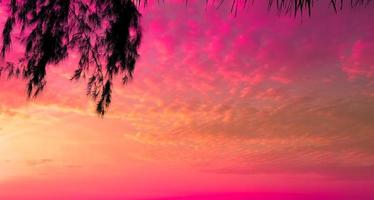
0, 1, 373, 200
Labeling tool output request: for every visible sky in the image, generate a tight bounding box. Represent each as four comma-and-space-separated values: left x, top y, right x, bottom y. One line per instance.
0, 1, 374, 200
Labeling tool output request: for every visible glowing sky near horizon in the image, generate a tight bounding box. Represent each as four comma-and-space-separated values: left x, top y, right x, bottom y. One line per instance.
0, 1, 374, 200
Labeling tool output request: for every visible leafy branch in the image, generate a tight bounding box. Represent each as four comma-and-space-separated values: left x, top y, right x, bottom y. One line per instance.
0, 0, 371, 115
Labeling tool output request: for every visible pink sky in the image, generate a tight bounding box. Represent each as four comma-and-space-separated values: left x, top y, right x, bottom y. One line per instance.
0, 1, 373, 200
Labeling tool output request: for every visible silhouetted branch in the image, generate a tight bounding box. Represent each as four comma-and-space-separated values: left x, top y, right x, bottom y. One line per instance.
1, 0, 141, 115
134, 0, 371, 16
0, 0, 371, 115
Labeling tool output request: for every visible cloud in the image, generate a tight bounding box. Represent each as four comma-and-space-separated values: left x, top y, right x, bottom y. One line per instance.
121, 95, 374, 180
26, 159, 53, 167
204, 161, 374, 181
341, 40, 374, 80
0, 1, 373, 196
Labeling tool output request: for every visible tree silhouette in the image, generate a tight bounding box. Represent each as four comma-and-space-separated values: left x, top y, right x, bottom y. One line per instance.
0, 0, 371, 115
1, 0, 141, 115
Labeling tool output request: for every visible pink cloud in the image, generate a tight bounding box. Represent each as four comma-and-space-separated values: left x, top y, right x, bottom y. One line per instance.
341, 40, 374, 79
1, 1, 374, 200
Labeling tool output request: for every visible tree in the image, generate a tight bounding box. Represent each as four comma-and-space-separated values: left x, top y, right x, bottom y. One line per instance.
0, 0, 371, 115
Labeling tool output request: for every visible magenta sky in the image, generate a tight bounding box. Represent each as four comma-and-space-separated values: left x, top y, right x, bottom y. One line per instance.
0, 1, 373, 200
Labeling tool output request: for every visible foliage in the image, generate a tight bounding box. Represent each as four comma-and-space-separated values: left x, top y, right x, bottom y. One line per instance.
0, 0, 371, 115
1, 0, 141, 115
